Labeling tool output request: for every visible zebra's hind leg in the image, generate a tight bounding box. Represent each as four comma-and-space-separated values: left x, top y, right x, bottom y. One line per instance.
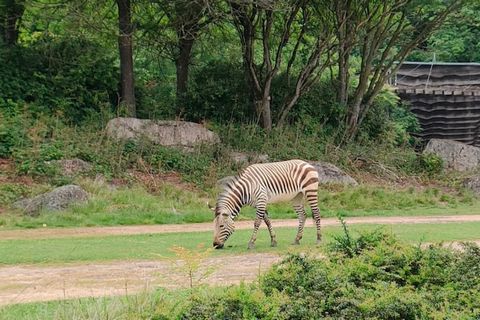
306, 190, 322, 244
264, 211, 277, 247
292, 194, 306, 245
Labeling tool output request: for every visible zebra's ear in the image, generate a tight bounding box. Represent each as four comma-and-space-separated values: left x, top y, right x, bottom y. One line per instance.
207, 202, 215, 212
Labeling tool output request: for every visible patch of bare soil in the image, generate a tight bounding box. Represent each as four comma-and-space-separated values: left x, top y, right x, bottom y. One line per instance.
0, 253, 281, 306
2, 215, 480, 240
0, 159, 35, 186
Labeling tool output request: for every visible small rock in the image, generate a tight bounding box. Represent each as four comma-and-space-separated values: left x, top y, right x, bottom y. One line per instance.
308, 161, 358, 186
230, 152, 269, 165
13, 185, 89, 216
47, 159, 92, 177
424, 139, 480, 172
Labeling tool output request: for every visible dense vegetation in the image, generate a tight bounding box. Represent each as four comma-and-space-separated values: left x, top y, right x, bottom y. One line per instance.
1, 0, 479, 222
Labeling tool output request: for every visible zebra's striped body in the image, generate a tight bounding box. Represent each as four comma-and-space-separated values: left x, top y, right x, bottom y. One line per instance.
213, 159, 321, 249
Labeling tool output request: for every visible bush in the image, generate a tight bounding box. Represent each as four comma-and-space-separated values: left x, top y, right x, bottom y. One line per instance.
257, 229, 480, 319
417, 152, 444, 176
186, 60, 251, 123
178, 285, 273, 320
0, 36, 117, 122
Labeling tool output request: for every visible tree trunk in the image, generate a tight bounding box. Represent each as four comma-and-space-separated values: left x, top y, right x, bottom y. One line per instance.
254, 98, 272, 131
345, 102, 361, 140
337, 48, 349, 105
175, 37, 194, 117
2, 0, 25, 45
116, 0, 136, 117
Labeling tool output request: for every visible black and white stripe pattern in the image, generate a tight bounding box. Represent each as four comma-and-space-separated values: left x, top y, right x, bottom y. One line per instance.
213, 159, 321, 249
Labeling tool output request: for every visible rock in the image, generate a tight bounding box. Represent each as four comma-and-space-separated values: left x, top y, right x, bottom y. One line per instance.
230, 152, 269, 165
463, 175, 480, 194
424, 139, 480, 171
47, 159, 92, 176
106, 118, 219, 147
13, 185, 89, 215
308, 161, 358, 186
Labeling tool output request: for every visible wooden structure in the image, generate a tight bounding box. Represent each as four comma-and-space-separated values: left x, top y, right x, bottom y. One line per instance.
393, 62, 480, 146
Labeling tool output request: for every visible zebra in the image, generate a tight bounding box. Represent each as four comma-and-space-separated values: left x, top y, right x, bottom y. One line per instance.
212, 159, 321, 249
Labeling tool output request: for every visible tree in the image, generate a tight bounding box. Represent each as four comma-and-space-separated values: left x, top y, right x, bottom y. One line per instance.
230, 0, 335, 130
0, 0, 25, 45
139, 0, 218, 116
332, 0, 464, 141
116, 0, 136, 116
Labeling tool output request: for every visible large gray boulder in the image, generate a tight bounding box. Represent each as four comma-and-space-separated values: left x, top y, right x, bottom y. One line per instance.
106, 118, 219, 147
46, 159, 92, 177
463, 175, 480, 195
308, 161, 358, 186
424, 139, 480, 171
13, 185, 89, 215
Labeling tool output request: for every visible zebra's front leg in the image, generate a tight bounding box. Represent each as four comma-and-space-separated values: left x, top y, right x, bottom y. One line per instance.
292, 204, 306, 245
264, 211, 277, 247
248, 217, 262, 250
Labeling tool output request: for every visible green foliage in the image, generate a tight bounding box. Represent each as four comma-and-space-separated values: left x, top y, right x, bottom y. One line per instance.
329, 215, 389, 258
409, 2, 480, 62
417, 153, 444, 176
178, 285, 271, 320
259, 236, 480, 319
0, 183, 29, 206
0, 112, 29, 157
186, 61, 251, 122
0, 36, 117, 122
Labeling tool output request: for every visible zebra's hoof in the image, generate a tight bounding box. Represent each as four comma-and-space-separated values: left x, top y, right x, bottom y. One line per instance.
247, 242, 255, 250
292, 240, 300, 245
271, 240, 277, 247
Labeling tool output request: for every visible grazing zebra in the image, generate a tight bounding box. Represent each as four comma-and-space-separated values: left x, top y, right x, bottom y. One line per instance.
212, 159, 321, 249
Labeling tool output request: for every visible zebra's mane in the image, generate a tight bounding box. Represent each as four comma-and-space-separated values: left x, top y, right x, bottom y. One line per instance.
215, 175, 244, 214
217, 175, 241, 200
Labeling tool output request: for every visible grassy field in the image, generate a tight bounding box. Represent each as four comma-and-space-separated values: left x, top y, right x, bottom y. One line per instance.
1, 181, 478, 229
1, 222, 480, 265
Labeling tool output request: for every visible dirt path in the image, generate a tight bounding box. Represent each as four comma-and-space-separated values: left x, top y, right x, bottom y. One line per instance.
2, 214, 480, 240
1, 214, 480, 307
0, 254, 281, 307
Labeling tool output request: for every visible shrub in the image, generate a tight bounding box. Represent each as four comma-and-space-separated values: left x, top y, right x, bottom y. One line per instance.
258, 228, 480, 319
0, 36, 117, 122
417, 152, 444, 176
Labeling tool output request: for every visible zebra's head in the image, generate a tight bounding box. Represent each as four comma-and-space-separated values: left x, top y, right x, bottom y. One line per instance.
212, 207, 235, 249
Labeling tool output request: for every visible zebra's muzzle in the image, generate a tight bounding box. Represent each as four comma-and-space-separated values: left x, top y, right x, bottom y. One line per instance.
213, 242, 224, 249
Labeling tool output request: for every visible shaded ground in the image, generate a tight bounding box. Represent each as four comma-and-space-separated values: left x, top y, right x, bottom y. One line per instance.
1, 215, 480, 306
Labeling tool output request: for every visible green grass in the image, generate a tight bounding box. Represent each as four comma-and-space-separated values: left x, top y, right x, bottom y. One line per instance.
0, 288, 187, 320
1, 222, 480, 265
1, 181, 479, 229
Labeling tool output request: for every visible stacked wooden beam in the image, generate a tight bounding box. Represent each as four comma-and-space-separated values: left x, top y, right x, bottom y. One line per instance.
395, 62, 480, 146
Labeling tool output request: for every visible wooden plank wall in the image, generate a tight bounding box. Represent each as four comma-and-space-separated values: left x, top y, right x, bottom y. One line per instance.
394, 63, 480, 146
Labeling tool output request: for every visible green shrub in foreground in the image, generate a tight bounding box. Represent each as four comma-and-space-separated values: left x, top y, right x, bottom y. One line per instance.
177, 232, 480, 319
